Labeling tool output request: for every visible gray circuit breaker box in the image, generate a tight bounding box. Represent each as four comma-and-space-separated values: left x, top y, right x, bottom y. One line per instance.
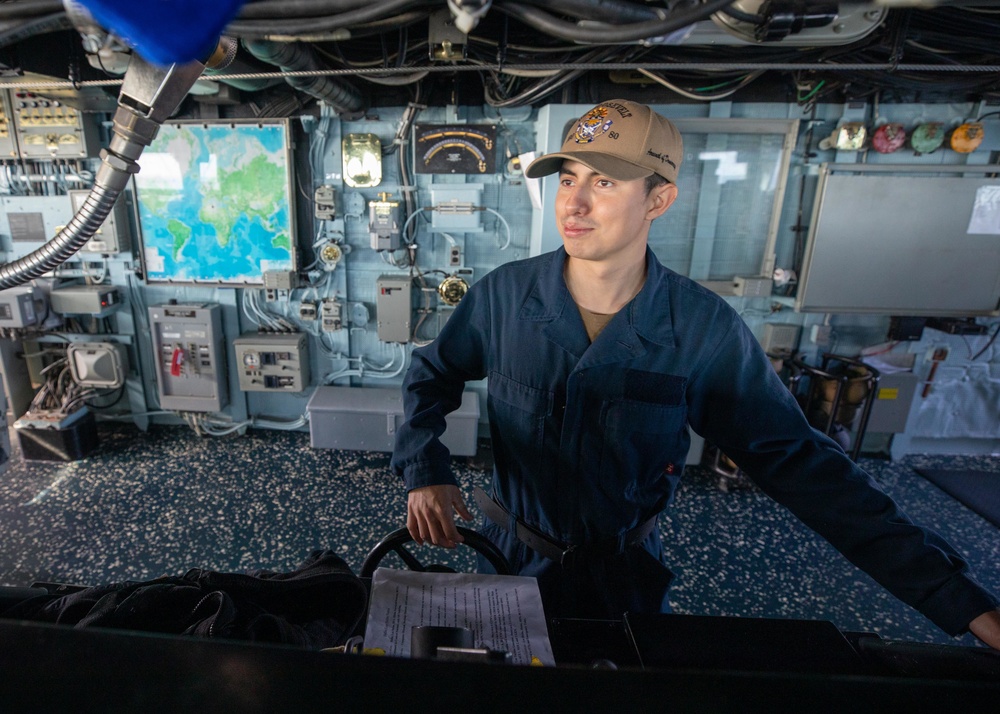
864, 372, 919, 433
375, 274, 412, 343
307, 386, 480, 456
148, 303, 228, 412
68, 189, 132, 254
233, 332, 310, 392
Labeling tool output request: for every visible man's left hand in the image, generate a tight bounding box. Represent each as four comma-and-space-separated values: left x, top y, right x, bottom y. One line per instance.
968, 608, 1000, 650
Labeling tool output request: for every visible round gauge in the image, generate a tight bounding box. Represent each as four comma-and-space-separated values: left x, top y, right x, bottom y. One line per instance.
243, 351, 260, 369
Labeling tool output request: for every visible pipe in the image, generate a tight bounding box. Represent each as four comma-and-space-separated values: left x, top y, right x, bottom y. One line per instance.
496, 0, 737, 44
204, 43, 288, 92
237, 0, 373, 19
516, 0, 663, 24
226, 0, 422, 37
242, 39, 365, 117
0, 1, 64, 21
0, 12, 71, 49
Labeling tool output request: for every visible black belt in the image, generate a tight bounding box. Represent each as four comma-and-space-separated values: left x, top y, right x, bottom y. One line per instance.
473, 486, 657, 568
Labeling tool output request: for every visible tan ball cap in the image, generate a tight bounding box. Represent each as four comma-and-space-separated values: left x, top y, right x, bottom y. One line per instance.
525, 99, 683, 183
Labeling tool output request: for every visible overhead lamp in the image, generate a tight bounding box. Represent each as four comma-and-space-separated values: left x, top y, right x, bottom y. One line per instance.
342, 133, 382, 188
948, 122, 984, 154
871, 123, 906, 154
909, 122, 945, 155
818, 122, 867, 151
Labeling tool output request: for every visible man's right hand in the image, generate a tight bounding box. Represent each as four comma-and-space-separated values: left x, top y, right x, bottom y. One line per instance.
407, 484, 473, 548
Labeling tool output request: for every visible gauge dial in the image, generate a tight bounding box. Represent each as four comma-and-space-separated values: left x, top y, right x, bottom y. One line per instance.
414, 124, 496, 174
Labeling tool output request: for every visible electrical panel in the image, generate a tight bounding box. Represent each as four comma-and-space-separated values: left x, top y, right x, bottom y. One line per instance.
50, 284, 120, 317
733, 276, 773, 297
0, 287, 42, 328
148, 304, 228, 412
1, 196, 71, 244
10, 91, 100, 159
264, 270, 298, 302
321, 298, 343, 332
233, 332, 310, 392
376, 275, 412, 343
68, 190, 132, 254
760, 323, 802, 354
369, 194, 402, 251
0, 90, 17, 158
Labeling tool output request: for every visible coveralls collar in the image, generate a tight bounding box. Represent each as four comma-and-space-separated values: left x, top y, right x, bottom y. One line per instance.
519, 246, 677, 356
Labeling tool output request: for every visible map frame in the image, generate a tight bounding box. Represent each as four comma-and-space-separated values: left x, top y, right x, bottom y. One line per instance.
133, 118, 297, 287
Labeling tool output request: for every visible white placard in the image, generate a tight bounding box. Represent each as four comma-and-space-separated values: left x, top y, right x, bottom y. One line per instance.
967, 185, 1000, 235
363, 568, 554, 666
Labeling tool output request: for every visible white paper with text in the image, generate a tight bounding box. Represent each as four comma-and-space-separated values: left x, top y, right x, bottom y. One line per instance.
363, 568, 554, 666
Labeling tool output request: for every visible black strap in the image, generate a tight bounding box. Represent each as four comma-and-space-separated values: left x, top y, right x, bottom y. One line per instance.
473, 486, 657, 567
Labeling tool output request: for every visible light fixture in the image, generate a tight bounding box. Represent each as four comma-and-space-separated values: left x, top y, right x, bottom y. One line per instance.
342, 133, 382, 188
948, 122, 984, 154
871, 123, 906, 154
818, 122, 867, 151
909, 122, 945, 154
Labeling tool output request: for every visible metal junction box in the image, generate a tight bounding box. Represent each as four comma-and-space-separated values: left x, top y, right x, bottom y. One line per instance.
10, 92, 100, 159
148, 303, 228, 412
50, 284, 120, 317
865, 372, 919, 433
307, 386, 480, 456
0, 287, 41, 327
375, 274, 412, 343
233, 332, 310, 392
68, 189, 132, 254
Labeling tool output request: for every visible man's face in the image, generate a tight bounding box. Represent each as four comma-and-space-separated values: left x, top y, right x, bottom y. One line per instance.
555, 161, 676, 268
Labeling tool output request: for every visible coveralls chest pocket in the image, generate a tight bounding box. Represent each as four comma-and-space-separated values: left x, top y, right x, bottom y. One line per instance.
487, 371, 553, 470
598, 372, 688, 499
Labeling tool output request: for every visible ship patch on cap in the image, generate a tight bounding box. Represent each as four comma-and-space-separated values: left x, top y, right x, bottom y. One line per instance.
523, 99, 684, 183
573, 106, 613, 144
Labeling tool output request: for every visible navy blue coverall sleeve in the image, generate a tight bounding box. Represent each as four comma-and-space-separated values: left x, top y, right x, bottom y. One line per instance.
686, 310, 999, 636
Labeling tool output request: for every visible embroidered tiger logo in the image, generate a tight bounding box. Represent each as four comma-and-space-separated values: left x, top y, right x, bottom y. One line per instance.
573, 106, 612, 144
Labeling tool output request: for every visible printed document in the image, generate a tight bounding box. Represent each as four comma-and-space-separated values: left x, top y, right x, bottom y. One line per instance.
363, 568, 555, 666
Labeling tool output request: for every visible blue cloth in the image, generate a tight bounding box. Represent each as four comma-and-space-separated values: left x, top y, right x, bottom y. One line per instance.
392, 247, 998, 631
79, 0, 245, 65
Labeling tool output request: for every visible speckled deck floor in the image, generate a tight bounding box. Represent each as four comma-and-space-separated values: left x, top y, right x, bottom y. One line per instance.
1, 423, 997, 648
